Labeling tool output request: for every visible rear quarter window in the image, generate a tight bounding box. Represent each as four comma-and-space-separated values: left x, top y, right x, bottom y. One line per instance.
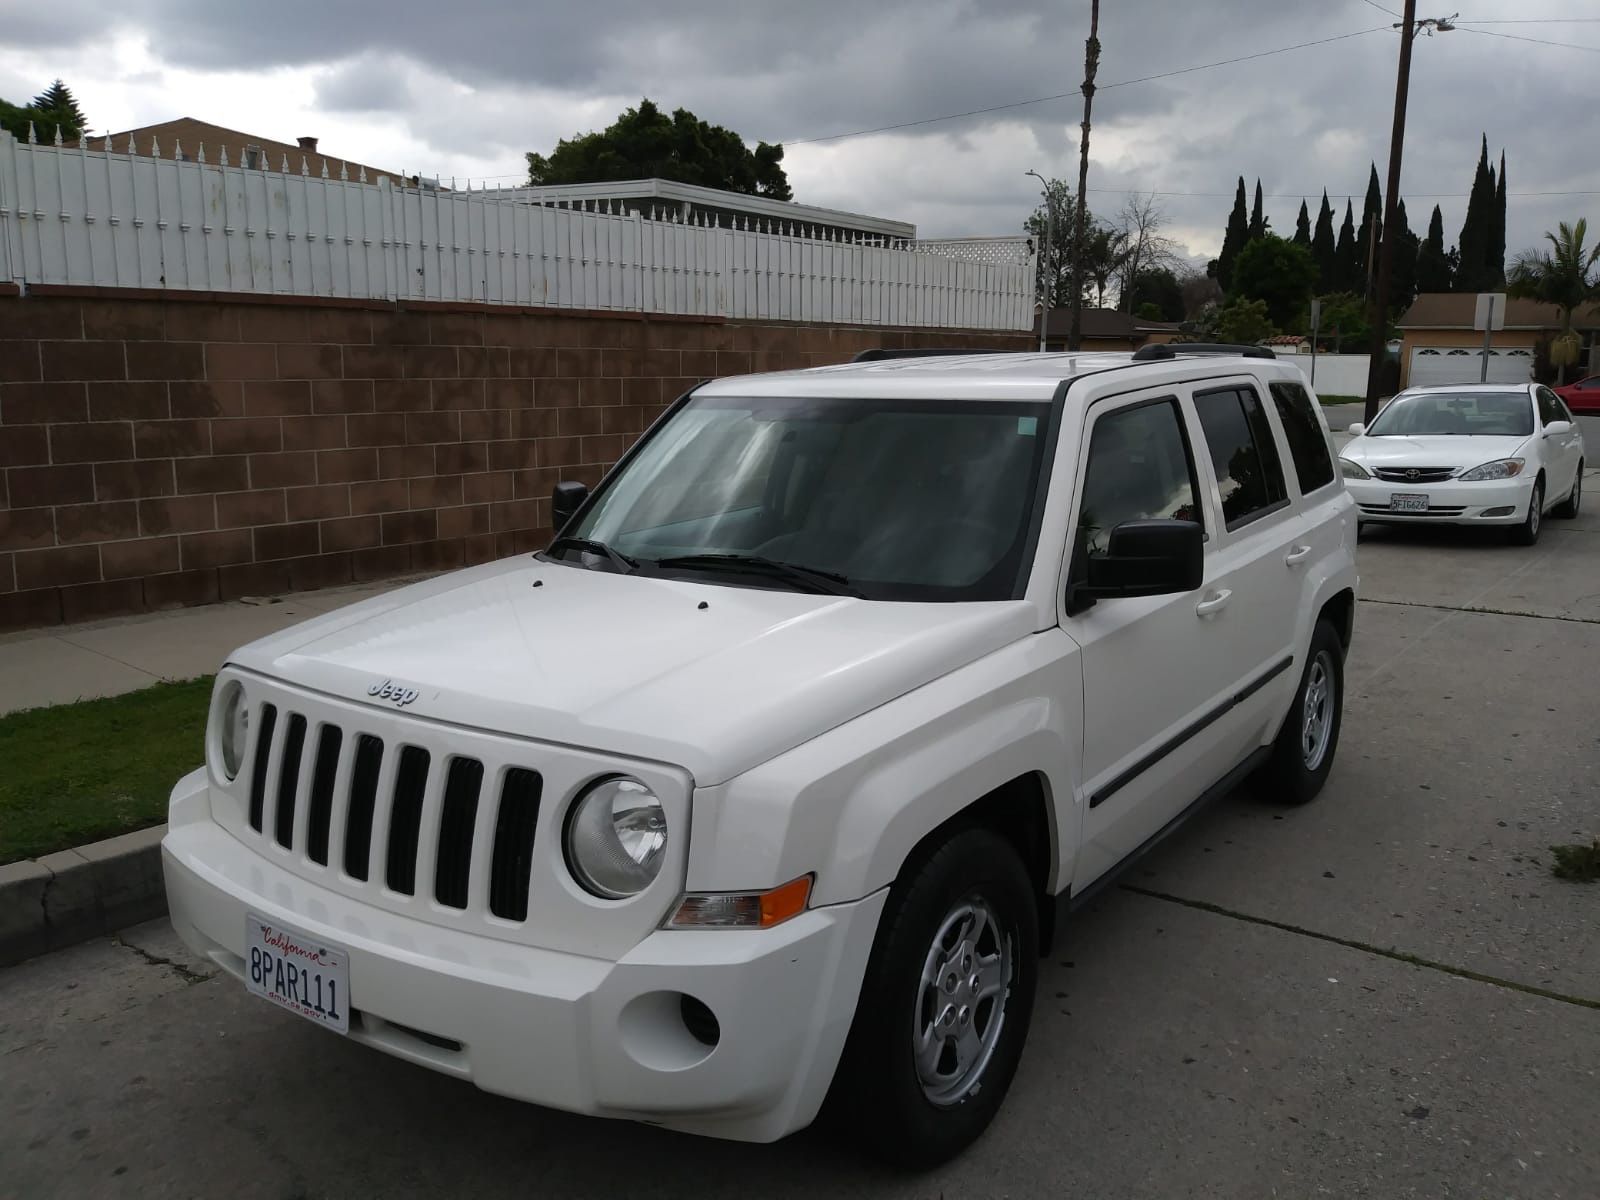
1268, 380, 1336, 495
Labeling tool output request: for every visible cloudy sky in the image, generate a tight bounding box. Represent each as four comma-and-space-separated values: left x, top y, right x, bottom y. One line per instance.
3, 0, 1596, 267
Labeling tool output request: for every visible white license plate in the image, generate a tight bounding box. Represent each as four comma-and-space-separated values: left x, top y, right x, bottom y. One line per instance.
245, 914, 350, 1034
1390, 493, 1430, 512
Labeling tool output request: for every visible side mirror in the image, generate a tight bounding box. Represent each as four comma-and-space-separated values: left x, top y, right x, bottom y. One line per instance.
1080, 519, 1204, 601
1347, 422, 1366, 437
551, 481, 588, 532
1543, 420, 1573, 437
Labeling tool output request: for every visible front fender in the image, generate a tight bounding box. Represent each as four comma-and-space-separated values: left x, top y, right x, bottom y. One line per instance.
685, 630, 1084, 907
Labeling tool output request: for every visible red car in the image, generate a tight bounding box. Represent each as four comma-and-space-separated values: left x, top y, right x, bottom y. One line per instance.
1555, 375, 1600, 414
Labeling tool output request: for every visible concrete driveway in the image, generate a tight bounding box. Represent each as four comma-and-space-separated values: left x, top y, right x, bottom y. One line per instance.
4, 454, 1598, 1200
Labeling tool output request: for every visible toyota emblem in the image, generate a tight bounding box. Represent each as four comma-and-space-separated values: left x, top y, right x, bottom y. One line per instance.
1405, 468, 1420, 480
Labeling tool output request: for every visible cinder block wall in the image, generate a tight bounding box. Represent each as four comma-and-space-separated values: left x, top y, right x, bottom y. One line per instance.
0, 290, 1028, 630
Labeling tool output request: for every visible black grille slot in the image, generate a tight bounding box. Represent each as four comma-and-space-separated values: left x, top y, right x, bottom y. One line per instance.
305, 725, 343, 866
274, 714, 308, 848
489, 768, 542, 921
1374, 466, 1455, 483
434, 758, 484, 909
247, 704, 279, 832
343, 735, 384, 880
385, 746, 431, 895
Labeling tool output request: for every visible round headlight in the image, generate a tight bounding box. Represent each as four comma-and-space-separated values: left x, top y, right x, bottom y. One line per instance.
218, 680, 248, 780
564, 776, 668, 899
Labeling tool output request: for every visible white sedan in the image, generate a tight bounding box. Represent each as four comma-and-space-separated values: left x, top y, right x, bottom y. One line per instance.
1340, 383, 1585, 545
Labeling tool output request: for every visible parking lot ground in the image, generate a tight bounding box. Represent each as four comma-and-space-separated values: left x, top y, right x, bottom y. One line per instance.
4, 490, 1599, 1199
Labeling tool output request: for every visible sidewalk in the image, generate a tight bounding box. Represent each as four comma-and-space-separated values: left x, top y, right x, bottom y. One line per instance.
0, 576, 428, 718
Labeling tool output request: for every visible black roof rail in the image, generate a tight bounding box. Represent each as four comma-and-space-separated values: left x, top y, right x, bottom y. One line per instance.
851, 347, 1019, 363
1132, 342, 1277, 361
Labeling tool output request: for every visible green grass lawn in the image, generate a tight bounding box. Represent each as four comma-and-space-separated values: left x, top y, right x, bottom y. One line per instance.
0, 677, 213, 864
1317, 394, 1365, 406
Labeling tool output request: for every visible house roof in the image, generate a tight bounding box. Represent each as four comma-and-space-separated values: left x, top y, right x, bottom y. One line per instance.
1398, 292, 1600, 331
75, 118, 399, 186
1037, 307, 1181, 339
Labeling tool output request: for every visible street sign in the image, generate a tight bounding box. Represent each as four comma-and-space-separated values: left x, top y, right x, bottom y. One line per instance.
1474, 293, 1506, 331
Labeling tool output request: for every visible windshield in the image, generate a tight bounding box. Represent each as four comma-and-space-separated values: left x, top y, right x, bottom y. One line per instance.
567, 394, 1055, 601
1365, 390, 1533, 438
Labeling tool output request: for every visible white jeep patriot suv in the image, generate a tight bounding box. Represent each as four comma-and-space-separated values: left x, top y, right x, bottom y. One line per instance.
163, 345, 1358, 1166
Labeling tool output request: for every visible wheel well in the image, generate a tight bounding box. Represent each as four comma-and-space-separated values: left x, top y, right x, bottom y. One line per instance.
1318, 588, 1356, 653
896, 773, 1056, 955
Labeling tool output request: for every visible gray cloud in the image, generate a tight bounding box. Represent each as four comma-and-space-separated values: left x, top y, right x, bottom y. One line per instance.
313, 56, 414, 113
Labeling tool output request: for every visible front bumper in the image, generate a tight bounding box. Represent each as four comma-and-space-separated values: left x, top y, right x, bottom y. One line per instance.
163, 769, 886, 1143
1346, 475, 1534, 524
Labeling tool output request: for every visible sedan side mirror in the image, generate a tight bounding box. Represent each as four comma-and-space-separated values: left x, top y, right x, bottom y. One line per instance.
1080, 519, 1204, 601
1347, 422, 1366, 437
551, 481, 589, 532
1543, 420, 1574, 437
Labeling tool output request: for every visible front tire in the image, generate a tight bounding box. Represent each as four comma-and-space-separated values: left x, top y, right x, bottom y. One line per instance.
1554, 462, 1582, 519
1509, 477, 1544, 545
828, 828, 1038, 1169
1259, 619, 1344, 805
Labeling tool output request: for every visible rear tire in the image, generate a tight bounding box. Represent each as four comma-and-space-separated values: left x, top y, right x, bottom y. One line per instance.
1554, 463, 1583, 519
1259, 619, 1344, 806
827, 828, 1038, 1169
1509, 478, 1544, 545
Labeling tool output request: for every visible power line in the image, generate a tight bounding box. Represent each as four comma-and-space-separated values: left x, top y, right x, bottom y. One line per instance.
1454, 25, 1600, 52
1456, 17, 1600, 23
782, 26, 1390, 145
1357, 0, 1399, 16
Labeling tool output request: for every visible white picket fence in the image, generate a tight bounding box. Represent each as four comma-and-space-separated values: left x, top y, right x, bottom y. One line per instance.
0, 132, 1034, 331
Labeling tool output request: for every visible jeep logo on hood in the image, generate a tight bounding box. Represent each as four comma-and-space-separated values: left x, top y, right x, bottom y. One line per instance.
366, 679, 419, 707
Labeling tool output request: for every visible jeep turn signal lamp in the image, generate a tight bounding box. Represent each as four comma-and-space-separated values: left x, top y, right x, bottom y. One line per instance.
666, 875, 813, 930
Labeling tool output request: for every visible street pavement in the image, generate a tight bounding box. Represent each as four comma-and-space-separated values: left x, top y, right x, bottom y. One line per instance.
4, 443, 1599, 1199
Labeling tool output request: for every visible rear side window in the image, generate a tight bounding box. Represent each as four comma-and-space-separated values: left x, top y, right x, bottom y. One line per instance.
1077, 397, 1202, 556
1193, 386, 1289, 530
1268, 380, 1336, 495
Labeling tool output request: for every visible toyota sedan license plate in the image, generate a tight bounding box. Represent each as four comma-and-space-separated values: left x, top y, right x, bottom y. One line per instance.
1390, 493, 1429, 512
245, 914, 350, 1034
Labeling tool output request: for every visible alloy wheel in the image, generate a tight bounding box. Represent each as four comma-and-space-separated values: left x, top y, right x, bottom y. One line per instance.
913, 895, 1014, 1107
1302, 650, 1337, 771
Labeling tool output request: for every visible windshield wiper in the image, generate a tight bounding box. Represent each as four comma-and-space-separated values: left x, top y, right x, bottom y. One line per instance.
546, 535, 638, 574
654, 553, 863, 597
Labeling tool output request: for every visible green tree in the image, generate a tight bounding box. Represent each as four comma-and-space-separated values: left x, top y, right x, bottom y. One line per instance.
1215, 177, 1250, 291
1292, 200, 1311, 248
1194, 297, 1275, 344
1356, 163, 1382, 297
1249, 179, 1267, 240
1507, 218, 1600, 383
30, 79, 85, 141
1455, 134, 1497, 292
1310, 292, 1371, 351
1024, 181, 1125, 308
1230, 235, 1318, 329
526, 98, 791, 200
1415, 204, 1453, 293
1335, 199, 1359, 293
1491, 150, 1507, 288
1311, 191, 1338, 293
1124, 267, 1184, 321
0, 98, 32, 141
1388, 198, 1420, 312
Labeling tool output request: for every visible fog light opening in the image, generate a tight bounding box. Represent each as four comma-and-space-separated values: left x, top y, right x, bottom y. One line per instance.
679, 993, 721, 1048
1481, 506, 1516, 518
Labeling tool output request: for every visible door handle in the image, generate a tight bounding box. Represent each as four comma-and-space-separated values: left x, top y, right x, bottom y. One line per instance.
1284, 544, 1313, 566
1195, 588, 1233, 617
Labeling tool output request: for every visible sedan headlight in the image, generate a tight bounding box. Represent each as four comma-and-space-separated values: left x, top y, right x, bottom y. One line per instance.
1458, 458, 1525, 482
1339, 457, 1372, 480
564, 776, 668, 899
217, 680, 248, 780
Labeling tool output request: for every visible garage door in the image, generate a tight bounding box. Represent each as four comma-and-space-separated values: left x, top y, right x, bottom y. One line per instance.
1409, 346, 1534, 387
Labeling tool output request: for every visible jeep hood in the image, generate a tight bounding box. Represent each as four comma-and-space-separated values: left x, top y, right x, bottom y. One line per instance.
228, 559, 1036, 785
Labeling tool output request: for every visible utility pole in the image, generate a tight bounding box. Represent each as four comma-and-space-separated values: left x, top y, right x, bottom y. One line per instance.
1364, 4, 1456, 422
1026, 169, 1054, 351
1068, 0, 1100, 353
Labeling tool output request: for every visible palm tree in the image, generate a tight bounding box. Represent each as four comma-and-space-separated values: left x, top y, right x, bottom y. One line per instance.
1507, 218, 1600, 384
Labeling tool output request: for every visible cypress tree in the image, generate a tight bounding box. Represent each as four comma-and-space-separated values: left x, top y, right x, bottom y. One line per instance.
1415, 203, 1453, 293
1456, 135, 1493, 291
1217, 177, 1250, 291
1249, 179, 1267, 240
1311, 190, 1338, 293
1490, 149, 1507, 287
1336, 199, 1359, 293
1357, 163, 1383, 297
1389, 198, 1420, 313
1293, 200, 1311, 247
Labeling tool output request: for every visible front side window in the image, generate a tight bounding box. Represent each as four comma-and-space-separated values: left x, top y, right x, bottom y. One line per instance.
1536, 388, 1564, 426
1366, 390, 1533, 437
1193, 386, 1289, 530
1076, 397, 1201, 557
570, 394, 1054, 601
1268, 380, 1335, 495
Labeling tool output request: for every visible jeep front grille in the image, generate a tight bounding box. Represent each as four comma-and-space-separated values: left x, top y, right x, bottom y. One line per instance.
246, 703, 543, 918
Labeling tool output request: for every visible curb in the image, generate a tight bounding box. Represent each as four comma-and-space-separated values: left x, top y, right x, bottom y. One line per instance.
0, 824, 168, 967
